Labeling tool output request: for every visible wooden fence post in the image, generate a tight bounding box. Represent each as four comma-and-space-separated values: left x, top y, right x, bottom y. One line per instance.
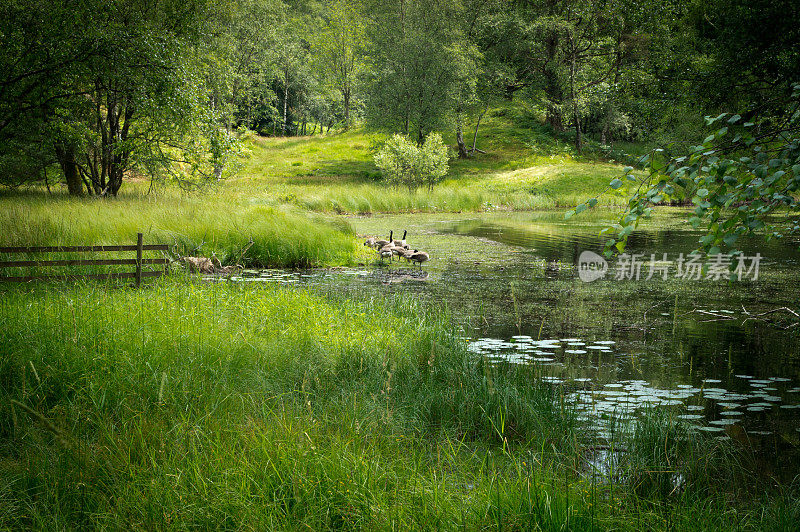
135, 233, 143, 288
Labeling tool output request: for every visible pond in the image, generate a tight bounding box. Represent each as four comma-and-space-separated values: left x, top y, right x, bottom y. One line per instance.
227, 209, 800, 479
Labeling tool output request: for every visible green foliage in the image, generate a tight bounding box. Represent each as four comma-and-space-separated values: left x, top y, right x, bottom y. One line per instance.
374, 133, 449, 192
202, 0, 283, 134
570, 83, 800, 257
0, 0, 236, 196
364, 0, 478, 143
311, 0, 366, 126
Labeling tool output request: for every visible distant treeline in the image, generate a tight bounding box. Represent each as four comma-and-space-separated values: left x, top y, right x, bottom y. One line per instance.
1, 0, 798, 195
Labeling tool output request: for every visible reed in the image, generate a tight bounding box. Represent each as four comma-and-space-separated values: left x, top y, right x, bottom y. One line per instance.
0, 193, 356, 269
0, 279, 793, 529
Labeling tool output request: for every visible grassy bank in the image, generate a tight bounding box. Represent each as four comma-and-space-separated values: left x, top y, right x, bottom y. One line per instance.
0, 193, 356, 268
0, 279, 796, 529
231, 104, 635, 214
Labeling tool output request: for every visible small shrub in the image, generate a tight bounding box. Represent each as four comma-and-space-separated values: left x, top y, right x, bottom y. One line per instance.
374, 133, 449, 192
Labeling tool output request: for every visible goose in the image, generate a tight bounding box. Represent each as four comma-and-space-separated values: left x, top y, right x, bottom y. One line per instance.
364, 237, 376, 248
380, 243, 403, 261
392, 230, 408, 249
399, 247, 415, 262
374, 230, 392, 250
408, 250, 429, 267
378, 244, 394, 262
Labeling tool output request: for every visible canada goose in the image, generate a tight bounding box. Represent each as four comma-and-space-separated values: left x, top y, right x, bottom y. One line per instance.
374, 230, 392, 250
364, 237, 376, 248
380, 243, 403, 261
399, 248, 415, 262
408, 250, 429, 267
392, 230, 408, 249
378, 244, 394, 262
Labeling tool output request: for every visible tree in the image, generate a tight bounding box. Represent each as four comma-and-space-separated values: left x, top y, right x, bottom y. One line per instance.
569, 83, 800, 258
0, 0, 100, 193
364, 0, 477, 144
374, 132, 449, 192
312, 0, 366, 127
204, 0, 282, 133
0, 0, 231, 196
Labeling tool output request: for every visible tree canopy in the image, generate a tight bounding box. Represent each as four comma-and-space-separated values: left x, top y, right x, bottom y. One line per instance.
0, 0, 798, 200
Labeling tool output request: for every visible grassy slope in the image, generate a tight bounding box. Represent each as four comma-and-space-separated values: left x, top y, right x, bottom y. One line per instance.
0, 102, 637, 268
1, 280, 795, 529
235, 102, 635, 214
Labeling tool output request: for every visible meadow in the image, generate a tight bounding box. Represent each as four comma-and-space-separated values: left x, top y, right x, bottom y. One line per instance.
234, 104, 635, 214
1, 278, 797, 529
0, 103, 635, 272
0, 193, 355, 269
2, 107, 798, 530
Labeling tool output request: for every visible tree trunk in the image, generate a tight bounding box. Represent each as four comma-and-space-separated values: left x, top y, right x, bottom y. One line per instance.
543, 32, 564, 133
54, 143, 83, 196
282, 71, 289, 136
455, 106, 468, 158
471, 103, 488, 153
546, 102, 563, 132
569, 41, 582, 153
343, 87, 351, 128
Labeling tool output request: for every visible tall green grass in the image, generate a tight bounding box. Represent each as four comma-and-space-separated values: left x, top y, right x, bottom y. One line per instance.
0, 279, 796, 529
0, 279, 581, 528
288, 167, 630, 214
0, 192, 356, 268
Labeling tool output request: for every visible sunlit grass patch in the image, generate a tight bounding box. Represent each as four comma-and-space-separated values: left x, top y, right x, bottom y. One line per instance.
0, 193, 356, 268
230, 102, 636, 214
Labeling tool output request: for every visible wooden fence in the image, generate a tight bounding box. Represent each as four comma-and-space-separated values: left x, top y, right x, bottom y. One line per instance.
0, 233, 169, 286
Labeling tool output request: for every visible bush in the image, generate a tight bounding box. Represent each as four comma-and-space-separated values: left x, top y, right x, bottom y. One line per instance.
374, 133, 449, 192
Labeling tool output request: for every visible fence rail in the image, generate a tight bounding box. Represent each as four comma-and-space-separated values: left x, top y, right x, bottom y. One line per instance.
0, 233, 169, 286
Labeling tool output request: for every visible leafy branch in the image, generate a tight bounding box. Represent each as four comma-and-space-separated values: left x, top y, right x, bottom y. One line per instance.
568, 82, 800, 258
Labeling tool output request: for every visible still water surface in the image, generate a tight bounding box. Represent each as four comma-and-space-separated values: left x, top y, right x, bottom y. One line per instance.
227, 211, 800, 475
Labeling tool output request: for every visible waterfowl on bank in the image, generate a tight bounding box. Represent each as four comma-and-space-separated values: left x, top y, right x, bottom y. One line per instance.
392, 230, 408, 249
364, 237, 376, 248
398, 247, 415, 261
408, 250, 429, 267
374, 230, 392, 250
378, 244, 394, 262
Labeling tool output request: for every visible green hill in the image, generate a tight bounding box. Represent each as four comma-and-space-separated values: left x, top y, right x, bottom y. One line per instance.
234, 103, 634, 214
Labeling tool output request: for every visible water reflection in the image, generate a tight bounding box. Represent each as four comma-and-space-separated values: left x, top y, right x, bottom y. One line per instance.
213, 211, 800, 475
